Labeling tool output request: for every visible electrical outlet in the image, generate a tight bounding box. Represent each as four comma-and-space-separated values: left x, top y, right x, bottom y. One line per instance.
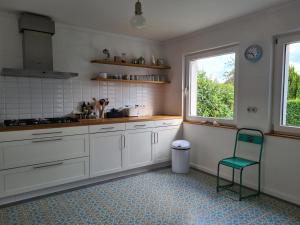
247, 107, 258, 113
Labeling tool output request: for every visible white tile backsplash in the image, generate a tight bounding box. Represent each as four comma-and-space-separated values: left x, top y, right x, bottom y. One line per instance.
0, 77, 163, 121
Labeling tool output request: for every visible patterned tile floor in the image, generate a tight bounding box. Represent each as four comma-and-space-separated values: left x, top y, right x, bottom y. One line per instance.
0, 168, 299, 225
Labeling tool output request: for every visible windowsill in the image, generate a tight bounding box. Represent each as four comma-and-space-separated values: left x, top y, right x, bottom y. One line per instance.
265, 131, 300, 140
184, 120, 237, 130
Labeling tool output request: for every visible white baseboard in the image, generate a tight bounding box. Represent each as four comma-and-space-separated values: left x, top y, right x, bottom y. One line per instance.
0, 162, 170, 206
190, 163, 300, 205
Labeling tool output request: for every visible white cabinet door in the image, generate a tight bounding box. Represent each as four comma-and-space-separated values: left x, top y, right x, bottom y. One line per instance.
0, 157, 89, 198
90, 131, 124, 177
125, 128, 153, 169
153, 126, 181, 163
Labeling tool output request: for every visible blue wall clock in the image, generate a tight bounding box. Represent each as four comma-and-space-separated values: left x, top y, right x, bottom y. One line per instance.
244, 45, 263, 63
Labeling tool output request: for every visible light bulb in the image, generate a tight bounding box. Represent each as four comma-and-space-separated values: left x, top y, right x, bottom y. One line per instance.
130, 14, 146, 29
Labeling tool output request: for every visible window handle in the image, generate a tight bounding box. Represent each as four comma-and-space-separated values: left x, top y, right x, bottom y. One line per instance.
184, 87, 189, 96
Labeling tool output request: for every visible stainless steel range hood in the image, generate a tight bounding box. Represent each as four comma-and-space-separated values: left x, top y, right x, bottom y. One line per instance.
1, 13, 78, 79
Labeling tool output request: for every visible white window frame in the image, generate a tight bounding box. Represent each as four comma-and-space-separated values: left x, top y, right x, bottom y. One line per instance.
273, 32, 300, 134
184, 45, 239, 125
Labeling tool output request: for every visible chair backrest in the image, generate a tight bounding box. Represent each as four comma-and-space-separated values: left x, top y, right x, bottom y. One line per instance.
233, 128, 264, 162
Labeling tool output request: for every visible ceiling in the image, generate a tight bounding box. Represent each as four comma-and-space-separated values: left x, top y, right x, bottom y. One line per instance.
0, 0, 292, 41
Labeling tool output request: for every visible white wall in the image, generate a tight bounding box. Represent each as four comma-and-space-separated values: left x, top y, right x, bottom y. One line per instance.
163, 1, 300, 205
0, 12, 166, 120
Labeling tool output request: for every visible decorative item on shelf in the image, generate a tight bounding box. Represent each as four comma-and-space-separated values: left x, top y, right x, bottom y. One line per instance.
130, 0, 146, 29
121, 53, 127, 63
132, 58, 139, 64
102, 48, 110, 60
245, 44, 263, 63
156, 58, 165, 66
138, 56, 145, 64
96, 72, 107, 79
151, 55, 156, 65
114, 56, 121, 63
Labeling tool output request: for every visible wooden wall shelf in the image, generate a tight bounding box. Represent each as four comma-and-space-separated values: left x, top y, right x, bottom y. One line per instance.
91, 77, 170, 84
90, 59, 171, 70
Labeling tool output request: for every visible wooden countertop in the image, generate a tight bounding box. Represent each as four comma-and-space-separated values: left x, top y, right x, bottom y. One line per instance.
0, 115, 182, 132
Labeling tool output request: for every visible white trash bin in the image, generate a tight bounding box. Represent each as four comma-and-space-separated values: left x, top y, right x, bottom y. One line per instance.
171, 140, 191, 174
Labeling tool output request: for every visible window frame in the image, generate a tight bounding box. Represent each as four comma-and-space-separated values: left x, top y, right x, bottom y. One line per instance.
184, 45, 239, 125
273, 32, 300, 134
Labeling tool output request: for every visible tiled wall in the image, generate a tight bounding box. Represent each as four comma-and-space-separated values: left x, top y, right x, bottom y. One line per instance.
0, 76, 163, 121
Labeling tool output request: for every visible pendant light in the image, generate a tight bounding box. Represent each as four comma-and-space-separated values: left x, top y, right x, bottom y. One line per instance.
130, 0, 146, 29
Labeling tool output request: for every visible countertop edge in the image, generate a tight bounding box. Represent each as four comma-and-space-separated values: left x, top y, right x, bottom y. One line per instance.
0, 116, 183, 132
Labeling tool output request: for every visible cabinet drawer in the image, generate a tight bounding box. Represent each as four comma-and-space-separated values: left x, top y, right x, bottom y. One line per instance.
0, 134, 89, 170
0, 126, 89, 142
0, 157, 89, 197
154, 119, 182, 127
126, 121, 155, 130
89, 123, 125, 133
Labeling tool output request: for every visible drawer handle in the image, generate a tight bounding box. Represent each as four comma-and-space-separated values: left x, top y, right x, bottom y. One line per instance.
32, 138, 63, 143
163, 122, 172, 125
100, 127, 115, 130
135, 124, 146, 127
33, 161, 64, 169
32, 131, 63, 136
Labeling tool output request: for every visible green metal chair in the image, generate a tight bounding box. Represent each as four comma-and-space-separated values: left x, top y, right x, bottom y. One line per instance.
216, 128, 264, 201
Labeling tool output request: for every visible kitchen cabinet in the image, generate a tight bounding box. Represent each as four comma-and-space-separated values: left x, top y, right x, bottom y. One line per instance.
0, 118, 182, 200
0, 157, 89, 198
153, 126, 181, 163
0, 134, 89, 170
90, 131, 124, 177
125, 128, 153, 169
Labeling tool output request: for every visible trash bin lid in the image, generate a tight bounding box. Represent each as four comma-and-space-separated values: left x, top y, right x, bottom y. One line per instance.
171, 140, 191, 150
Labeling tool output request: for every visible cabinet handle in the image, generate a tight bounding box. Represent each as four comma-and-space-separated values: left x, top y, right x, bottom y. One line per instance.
100, 127, 115, 130
33, 161, 64, 169
151, 132, 155, 144
32, 138, 63, 143
134, 124, 146, 127
163, 122, 173, 126
32, 131, 62, 136
156, 132, 159, 143
121, 135, 126, 149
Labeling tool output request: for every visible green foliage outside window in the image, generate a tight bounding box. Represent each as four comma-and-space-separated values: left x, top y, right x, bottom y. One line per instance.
196, 71, 234, 119
286, 66, 300, 126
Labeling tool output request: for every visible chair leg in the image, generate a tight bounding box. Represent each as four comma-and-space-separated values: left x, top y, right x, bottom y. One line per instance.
239, 168, 244, 201
217, 163, 220, 192
258, 163, 261, 195
232, 168, 235, 185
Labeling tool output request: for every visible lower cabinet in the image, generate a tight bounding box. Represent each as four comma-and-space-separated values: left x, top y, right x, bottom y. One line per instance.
0, 157, 89, 198
125, 128, 153, 169
153, 126, 181, 163
89, 131, 124, 177
0, 120, 182, 199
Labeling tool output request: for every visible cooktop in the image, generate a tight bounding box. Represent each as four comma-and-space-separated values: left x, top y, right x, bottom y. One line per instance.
4, 117, 79, 127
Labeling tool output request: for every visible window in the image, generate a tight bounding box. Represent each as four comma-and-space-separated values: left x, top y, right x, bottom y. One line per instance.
185, 45, 238, 124
274, 33, 300, 134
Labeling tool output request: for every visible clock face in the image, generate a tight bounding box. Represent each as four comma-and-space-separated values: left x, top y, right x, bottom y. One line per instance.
245, 45, 263, 63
